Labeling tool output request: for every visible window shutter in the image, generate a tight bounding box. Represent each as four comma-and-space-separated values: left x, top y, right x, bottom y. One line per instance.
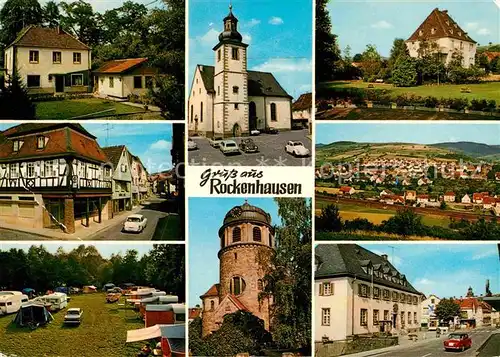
358, 284, 362, 296
319, 283, 324, 296
367, 285, 371, 297
330, 282, 334, 295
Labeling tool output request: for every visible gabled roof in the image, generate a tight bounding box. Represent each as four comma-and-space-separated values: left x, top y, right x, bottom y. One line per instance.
227, 294, 249, 311
7, 26, 90, 50
200, 283, 220, 298
188, 307, 202, 319
93, 58, 148, 74
407, 8, 476, 44
102, 145, 126, 167
292, 93, 312, 111
196, 64, 292, 98
315, 244, 421, 295
0, 124, 107, 163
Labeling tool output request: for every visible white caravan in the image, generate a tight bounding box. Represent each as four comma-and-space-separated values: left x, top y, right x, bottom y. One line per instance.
34, 292, 68, 311
0, 291, 29, 315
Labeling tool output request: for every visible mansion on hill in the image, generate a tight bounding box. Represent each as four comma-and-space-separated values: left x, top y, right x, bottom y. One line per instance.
406, 8, 477, 68
188, 6, 293, 138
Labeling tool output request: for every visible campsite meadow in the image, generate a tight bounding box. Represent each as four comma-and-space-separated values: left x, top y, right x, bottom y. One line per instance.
0, 293, 144, 357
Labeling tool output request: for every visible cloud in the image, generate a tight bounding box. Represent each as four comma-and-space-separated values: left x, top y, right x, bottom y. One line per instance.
253, 58, 312, 73
242, 33, 252, 43
477, 28, 491, 35
415, 278, 435, 285
149, 139, 171, 151
269, 16, 284, 25
247, 18, 261, 27
470, 250, 497, 260
371, 20, 393, 29
199, 28, 220, 45
466, 22, 479, 30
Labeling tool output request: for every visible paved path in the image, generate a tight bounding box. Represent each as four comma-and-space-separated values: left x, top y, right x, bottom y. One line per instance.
189, 129, 312, 166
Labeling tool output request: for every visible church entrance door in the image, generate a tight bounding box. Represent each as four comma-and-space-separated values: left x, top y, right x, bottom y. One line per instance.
232, 123, 241, 137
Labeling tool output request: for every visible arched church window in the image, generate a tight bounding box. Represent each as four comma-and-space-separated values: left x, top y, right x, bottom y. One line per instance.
229, 276, 246, 295
210, 300, 215, 311
200, 102, 203, 123
253, 227, 261, 241
190, 105, 193, 122
232, 227, 241, 242
233, 86, 239, 94
270, 103, 277, 121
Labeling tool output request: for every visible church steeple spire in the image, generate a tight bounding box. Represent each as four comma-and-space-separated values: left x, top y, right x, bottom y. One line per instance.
218, 3, 243, 43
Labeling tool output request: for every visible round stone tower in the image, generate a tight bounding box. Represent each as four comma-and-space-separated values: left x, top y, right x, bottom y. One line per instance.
219, 201, 274, 326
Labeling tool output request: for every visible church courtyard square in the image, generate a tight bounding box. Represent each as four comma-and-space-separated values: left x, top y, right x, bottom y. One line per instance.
188, 129, 312, 166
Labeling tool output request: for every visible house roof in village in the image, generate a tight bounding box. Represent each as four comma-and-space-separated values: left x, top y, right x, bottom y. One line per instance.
444, 192, 455, 196
102, 145, 127, 167
482, 51, 500, 61
197, 65, 292, 98
188, 308, 202, 319
315, 244, 422, 295
200, 283, 220, 298
7, 26, 90, 50
455, 297, 492, 312
93, 58, 148, 74
0, 124, 106, 163
407, 8, 476, 44
292, 93, 312, 111
227, 294, 249, 311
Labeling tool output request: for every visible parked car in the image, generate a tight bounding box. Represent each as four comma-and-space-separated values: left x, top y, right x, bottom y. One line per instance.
209, 136, 224, 148
443, 333, 472, 352
123, 214, 148, 233
263, 127, 278, 134
187, 138, 198, 150
285, 141, 310, 157
250, 129, 260, 136
64, 308, 83, 325
219, 140, 241, 155
239, 138, 259, 153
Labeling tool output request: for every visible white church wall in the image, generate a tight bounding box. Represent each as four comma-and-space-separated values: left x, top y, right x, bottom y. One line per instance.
188, 66, 214, 136
266, 97, 292, 130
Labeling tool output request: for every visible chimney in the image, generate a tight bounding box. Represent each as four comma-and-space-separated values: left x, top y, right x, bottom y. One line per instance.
381, 254, 388, 261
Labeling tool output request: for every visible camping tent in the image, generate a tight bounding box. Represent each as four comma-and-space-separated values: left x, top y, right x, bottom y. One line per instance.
83, 286, 97, 293
55, 287, 69, 294
103, 283, 115, 291
13, 302, 53, 327
21, 288, 35, 298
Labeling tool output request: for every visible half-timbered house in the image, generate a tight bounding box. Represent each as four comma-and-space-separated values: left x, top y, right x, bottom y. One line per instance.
0, 123, 112, 234
102, 145, 132, 216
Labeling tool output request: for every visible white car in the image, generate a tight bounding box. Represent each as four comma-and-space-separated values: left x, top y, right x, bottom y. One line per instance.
285, 141, 310, 157
64, 308, 83, 325
209, 136, 224, 148
123, 214, 148, 233
187, 138, 198, 150
219, 140, 241, 155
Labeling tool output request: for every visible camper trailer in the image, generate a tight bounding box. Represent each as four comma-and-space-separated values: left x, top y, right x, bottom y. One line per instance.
145, 303, 186, 327
34, 292, 68, 311
139, 295, 179, 318
0, 291, 29, 315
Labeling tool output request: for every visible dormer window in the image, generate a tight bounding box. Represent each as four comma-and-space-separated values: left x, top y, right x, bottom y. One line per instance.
431, 28, 436, 35
13, 140, 20, 152
37, 136, 46, 149
418, 30, 423, 36
449, 29, 453, 34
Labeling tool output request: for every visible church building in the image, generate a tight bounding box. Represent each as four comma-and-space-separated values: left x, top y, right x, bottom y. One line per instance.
188, 6, 293, 138
199, 201, 274, 336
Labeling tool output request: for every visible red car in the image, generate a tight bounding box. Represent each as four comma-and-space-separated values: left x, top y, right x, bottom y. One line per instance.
444, 333, 472, 352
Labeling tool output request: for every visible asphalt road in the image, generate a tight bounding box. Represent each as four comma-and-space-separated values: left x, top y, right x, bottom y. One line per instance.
477, 333, 500, 356
86, 199, 169, 240
188, 129, 312, 166
372, 329, 497, 357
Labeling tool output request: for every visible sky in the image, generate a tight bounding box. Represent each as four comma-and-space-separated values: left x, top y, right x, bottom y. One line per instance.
0, 123, 174, 174
358, 243, 500, 299
188, 0, 313, 99
188, 197, 281, 307
329, 0, 500, 58
0, 242, 158, 258
316, 123, 500, 145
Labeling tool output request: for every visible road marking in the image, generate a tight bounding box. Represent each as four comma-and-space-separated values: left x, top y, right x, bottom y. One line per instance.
421, 353, 432, 357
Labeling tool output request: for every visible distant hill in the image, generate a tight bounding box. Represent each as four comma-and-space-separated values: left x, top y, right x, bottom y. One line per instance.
431, 142, 500, 157
478, 44, 500, 52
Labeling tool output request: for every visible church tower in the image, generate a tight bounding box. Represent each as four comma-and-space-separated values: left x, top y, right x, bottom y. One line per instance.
213, 6, 249, 137
200, 201, 275, 336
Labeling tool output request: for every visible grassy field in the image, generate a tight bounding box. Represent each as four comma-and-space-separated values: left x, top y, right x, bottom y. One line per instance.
35, 98, 143, 120
319, 81, 500, 102
0, 293, 145, 357
315, 231, 438, 241
315, 200, 451, 228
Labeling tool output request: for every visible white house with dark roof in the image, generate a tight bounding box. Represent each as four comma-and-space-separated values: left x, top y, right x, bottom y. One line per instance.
406, 8, 477, 68
93, 58, 158, 99
315, 245, 423, 343
188, 6, 293, 137
4, 26, 91, 94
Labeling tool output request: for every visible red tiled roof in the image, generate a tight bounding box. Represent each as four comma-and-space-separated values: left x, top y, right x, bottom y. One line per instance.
456, 298, 492, 312
94, 58, 148, 74
102, 145, 126, 168
473, 193, 485, 200
0, 124, 107, 163
200, 284, 220, 298
417, 194, 430, 199
444, 192, 455, 196
8, 26, 89, 50
228, 294, 249, 311
483, 51, 500, 61
483, 197, 496, 204
407, 8, 476, 43
340, 186, 353, 192
292, 93, 312, 111
189, 308, 201, 319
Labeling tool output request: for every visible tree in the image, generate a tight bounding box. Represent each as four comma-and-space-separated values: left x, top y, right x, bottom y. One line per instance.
148, 75, 184, 120
440, 201, 447, 210
391, 57, 417, 87
59, 1, 102, 47
353, 53, 362, 62
381, 207, 424, 236
0, 71, 36, 119
435, 298, 460, 324
43, 0, 60, 28
260, 198, 311, 352
360, 44, 382, 80
389, 38, 409, 66
315, 0, 341, 81
0, 0, 43, 46
316, 204, 342, 232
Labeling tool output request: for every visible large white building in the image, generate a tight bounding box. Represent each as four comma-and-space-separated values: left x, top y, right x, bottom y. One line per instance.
420, 294, 441, 328
315, 245, 423, 343
406, 8, 477, 68
188, 6, 293, 138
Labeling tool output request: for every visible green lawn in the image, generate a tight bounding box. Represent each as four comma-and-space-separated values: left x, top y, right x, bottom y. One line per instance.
153, 214, 181, 241
319, 81, 500, 102
323, 107, 491, 120
35, 98, 143, 120
0, 293, 145, 357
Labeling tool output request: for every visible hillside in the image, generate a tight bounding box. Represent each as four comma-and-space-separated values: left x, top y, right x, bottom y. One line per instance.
431, 142, 500, 157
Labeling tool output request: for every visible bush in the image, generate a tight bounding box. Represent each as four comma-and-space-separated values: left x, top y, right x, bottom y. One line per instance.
424, 96, 438, 108
344, 218, 376, 232
316, 204, 343, 232
449, 97, 468, 111
470, 99, 489, 111
391, 57, 418, 87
